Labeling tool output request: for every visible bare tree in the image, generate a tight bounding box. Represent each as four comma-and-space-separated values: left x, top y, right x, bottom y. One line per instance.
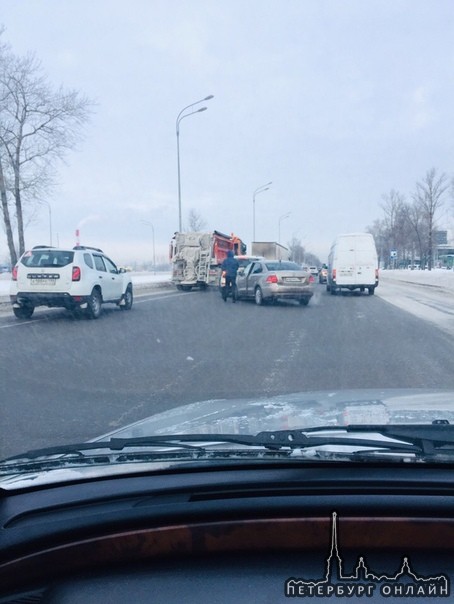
0, 32, 16, 263
412, 168, 448, 270
367, 218, 387, 267
187, 208, 206, 232
0, 49, 93, 262
403, 201, 429, 267
287, 236, 305, 264
381, 190, 407, 262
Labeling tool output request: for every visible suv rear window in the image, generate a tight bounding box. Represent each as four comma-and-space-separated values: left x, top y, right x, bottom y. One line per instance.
20, 250, 74, 268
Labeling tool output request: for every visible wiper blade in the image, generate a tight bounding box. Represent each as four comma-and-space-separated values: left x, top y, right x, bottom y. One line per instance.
3, 424, 454, 466
1, 437, 209, 463
254, 424, 454, 458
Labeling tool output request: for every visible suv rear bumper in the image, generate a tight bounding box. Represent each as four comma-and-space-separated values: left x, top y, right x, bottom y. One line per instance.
11, 292, 89, 310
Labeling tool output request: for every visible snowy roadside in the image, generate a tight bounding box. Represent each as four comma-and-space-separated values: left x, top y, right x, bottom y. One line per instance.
377, 269, 454, 338
379, 268, 454, 293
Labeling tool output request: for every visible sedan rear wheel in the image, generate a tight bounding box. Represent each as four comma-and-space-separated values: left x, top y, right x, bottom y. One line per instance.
299, 297, 310, 306
255, 286, 264, 306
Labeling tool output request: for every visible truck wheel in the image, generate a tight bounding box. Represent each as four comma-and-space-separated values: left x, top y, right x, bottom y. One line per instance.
120, 286, 133, 310
255, 287, 265, 306
86, 289, 102, 319
368, 286, 375, 295
181, 285, 192, 292
13, 305, 34, 319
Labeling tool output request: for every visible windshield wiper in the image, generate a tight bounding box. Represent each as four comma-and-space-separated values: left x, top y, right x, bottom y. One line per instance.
2, 423, 454, 468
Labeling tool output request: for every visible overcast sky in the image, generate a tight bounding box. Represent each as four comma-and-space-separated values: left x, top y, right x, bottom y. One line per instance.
1, 0, 454, 264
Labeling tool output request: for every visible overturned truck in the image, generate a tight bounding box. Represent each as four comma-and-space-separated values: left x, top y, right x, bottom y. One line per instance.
170, 231, 246, 291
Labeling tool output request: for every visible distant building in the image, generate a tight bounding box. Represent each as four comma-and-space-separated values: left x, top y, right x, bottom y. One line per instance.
435, 229, 454, 268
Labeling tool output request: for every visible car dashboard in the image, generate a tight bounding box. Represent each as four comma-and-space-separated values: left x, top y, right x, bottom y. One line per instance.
1, 462, 454, 603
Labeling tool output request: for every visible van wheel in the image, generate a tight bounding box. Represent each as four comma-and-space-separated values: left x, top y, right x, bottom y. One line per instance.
13, 305, 34, 319
86, 289, 102, 319
326, 284, 331, 292
330, 287, 337, 295
368, 286, 375, 295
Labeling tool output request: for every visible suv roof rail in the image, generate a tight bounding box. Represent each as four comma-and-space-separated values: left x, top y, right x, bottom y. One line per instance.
32, 245, 55, 249
73, 246, 104, 253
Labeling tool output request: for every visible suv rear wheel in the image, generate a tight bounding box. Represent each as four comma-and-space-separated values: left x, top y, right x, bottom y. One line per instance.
86, 289, 102, 319
13, 305, 34, 320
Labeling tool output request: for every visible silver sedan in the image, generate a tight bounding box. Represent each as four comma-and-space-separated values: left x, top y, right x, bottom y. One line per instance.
235, 260, 314, 306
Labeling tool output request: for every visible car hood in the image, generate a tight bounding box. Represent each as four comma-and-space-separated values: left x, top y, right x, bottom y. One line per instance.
1, 388, 454, 489
95, 388, 454, 440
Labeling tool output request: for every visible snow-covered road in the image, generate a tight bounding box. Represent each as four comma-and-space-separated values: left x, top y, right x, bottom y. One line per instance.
1, 269, 453, 337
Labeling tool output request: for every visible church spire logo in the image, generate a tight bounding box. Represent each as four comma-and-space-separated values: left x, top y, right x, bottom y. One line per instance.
285, 513, 449, 598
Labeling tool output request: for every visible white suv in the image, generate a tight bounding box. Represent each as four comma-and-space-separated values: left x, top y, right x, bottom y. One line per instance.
10, 246, 133, 320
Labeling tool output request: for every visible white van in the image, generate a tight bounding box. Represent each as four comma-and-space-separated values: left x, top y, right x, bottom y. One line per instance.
327, 233, 378, 295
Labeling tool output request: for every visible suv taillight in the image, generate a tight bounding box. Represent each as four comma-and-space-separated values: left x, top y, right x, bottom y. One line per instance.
12, 265, 18, 281
72, 266, 81, 281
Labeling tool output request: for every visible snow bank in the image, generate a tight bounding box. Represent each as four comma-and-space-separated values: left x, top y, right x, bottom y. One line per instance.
380, 268, 454, 293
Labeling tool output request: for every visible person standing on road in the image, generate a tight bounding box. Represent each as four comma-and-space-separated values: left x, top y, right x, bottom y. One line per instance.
221, 250, 239, 303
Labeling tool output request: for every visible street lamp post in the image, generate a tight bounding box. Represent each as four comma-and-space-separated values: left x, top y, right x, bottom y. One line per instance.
176, 95, 214, 232
278, 212, 291, 244
252, 182, 272, 242
141, 220, 156, 270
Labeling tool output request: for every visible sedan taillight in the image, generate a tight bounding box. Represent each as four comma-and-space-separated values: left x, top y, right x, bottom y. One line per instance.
266, 274, 278, 283
72, 266, 81, 281
12, 265, 18, 281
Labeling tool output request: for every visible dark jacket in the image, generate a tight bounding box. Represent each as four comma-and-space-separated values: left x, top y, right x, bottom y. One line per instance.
221, 251, 239, 278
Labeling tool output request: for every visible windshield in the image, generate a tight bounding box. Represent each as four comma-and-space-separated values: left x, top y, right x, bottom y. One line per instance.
1, 1, 454, 487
